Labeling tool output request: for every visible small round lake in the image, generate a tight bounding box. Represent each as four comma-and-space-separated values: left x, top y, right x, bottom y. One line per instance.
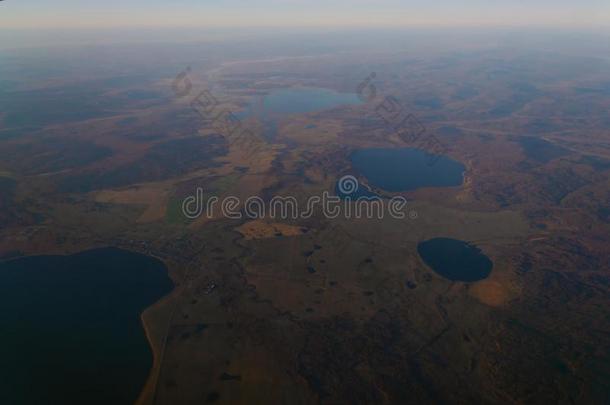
350, 148, 465, 192
0, 247, 174, 405
417, 238, 493, 282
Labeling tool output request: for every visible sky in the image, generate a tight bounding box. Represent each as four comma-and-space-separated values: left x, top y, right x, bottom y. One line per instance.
1, 0, 610, 29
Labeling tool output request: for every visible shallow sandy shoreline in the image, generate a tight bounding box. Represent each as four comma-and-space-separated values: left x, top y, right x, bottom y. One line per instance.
135, 289, 178, 405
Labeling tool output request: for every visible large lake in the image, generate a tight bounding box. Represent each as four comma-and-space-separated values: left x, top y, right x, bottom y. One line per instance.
350, 148, 465, 192
417, 238, 493, 282
0, 247, 173, 405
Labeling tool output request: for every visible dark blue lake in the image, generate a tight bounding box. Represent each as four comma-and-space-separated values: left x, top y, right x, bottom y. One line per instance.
417, 238, 493, 282
350, 148, 465, 192
0, 247, 173, 405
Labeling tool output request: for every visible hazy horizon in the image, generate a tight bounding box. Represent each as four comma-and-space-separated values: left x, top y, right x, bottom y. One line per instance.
2, 26, 610, 54
2, 0, 609, 30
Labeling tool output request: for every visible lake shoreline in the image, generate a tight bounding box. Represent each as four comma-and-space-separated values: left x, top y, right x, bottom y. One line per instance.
0, 247, 174, 405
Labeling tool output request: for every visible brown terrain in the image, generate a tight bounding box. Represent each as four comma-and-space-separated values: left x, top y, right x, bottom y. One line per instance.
0, 37, 609, 404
